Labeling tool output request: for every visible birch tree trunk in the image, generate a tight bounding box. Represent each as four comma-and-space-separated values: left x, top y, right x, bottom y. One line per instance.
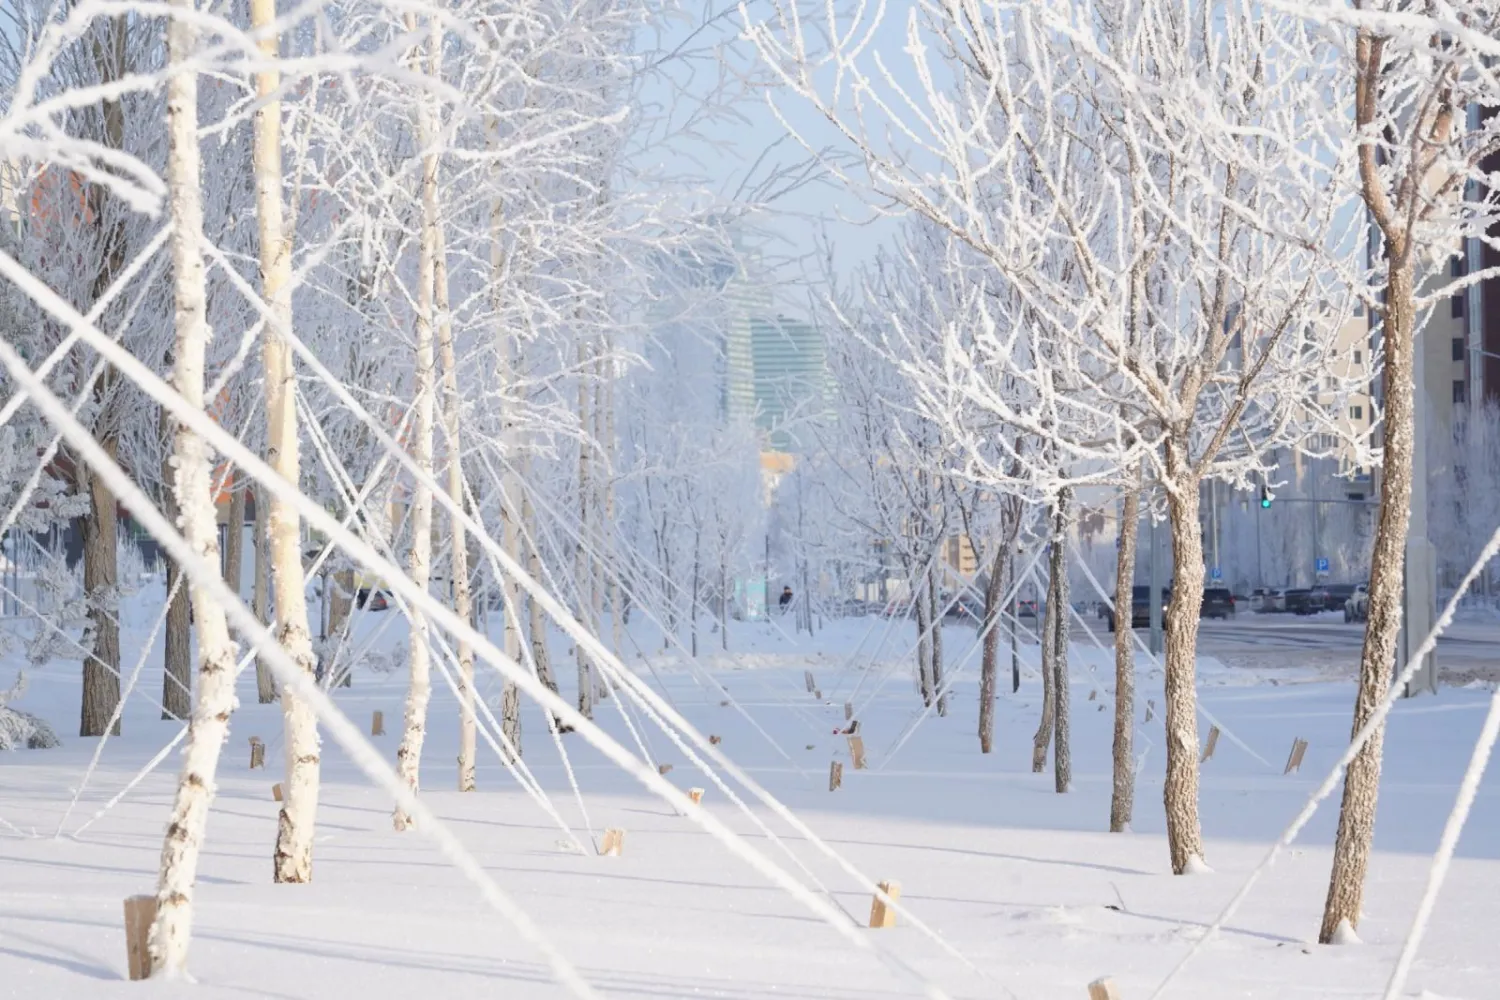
1163, 458, 1206, 873
928, 565, 947, 717
223, 475, 246, 595
78, 17, 126, 740
913, 568, 934, 706
434, 227, 476, 791
574, 343, 594, 719
394, 14, 440, 829
1032, 549, 1057, 773
978, 540, 1008, 754
148, 20, 242, 970
1111, 476, 1141, 832
522, 465, 558, 696
251, 481, 276, 702
1320, 261, 1416, 940
160, 421, 192, 720
590, 369, 607, 704
691, 523, 701, 657
80, 458, 121, 736
253, 0, 321, 883
485, 120, 521, 752
1052, 489, 1071, 794
325, 568, 353, 687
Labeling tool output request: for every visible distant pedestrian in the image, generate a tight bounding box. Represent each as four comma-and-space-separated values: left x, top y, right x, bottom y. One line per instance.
779, 586, 793, 613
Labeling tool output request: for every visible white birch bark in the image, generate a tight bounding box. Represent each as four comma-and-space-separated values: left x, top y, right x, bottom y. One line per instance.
574, 341, 594, 719
394, 13, 439, 829
148, 15, 242, 972
485, 119, 522, 752
434, 221, 475, 791
253, 0, 321, 883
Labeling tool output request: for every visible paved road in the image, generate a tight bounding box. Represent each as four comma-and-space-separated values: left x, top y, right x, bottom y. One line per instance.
1060, 610, 1500, 683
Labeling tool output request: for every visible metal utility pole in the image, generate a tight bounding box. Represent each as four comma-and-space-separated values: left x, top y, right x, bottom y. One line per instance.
1255, 501, 1264, 588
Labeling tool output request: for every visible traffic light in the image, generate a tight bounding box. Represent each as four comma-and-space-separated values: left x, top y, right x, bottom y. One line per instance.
1260, 486, 1273, 509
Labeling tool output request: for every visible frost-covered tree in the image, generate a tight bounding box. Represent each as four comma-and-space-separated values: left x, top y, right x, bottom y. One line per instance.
1308, 0, 1500, 943
748, 0, 1363, 871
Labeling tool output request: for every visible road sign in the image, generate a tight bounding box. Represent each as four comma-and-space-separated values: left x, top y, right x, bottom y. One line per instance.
1210, 566, 1222, 581
1315, 557, 1330, 576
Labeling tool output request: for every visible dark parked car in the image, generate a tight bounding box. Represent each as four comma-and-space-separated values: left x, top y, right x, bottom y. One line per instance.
1283, 588, 1317, 615
1106, 586, 1170, 632
1314, 583, 1358, 615
1201, 588, 1236, 619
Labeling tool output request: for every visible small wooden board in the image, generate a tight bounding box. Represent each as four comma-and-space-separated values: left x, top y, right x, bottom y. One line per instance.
848, 735, 866, 770
1087, 977, 1122, 1000
599, 828, 625, 856
1285, 737, 1309, 775
123, 894, 157, 980
868, 880, 901, 928
829, 761, 843, 791
1201, 726, 1221, 763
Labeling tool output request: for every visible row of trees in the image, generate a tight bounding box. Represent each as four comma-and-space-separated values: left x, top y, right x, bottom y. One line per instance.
0, 0, 803, 977
747, 0, 1500, 943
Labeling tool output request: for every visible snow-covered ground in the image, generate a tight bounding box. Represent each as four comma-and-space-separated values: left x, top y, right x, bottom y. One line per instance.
2, 596, 1497, 999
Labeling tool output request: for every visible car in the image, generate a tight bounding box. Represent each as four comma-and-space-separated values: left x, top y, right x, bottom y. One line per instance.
1106, 586, 1170, 632
1201, 587, 1236, 619
1345, 583, 1369, 622
943, 594, 984, 622
1316, 583, 1358, 616
1284, 588, 1318, 615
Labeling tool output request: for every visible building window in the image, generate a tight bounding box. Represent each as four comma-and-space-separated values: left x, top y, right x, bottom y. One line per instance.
1454, 379, 1467, 405
1454, 337, 1466, 361
1453, 295, 1466, 318
1354, 350, 1363, 364
1351, 404, 1363, 420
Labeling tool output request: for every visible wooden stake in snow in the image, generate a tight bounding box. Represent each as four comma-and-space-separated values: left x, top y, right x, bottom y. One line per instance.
805, 670, 816, 693
1284, 737, 1309, 775
688, 787, 704, 805
272, 783, 283, 802
249, 737, 265, 770
829, 761, 843, 791
848, 735, 867, 770
868, 880, 900, 928
123, 894, 157, 980
814, 689, 822, 700
1088, 689, 1097, 702
1087, 977, 1122, 1000
371, 710, 384, 736
1201, 726, 1221, 763
599, 829, 624, 856
657, 763, 673, 775
709, 734, 722, 745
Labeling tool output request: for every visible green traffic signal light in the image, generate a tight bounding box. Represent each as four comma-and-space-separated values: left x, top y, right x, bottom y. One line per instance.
1260, 487, 1272, 508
